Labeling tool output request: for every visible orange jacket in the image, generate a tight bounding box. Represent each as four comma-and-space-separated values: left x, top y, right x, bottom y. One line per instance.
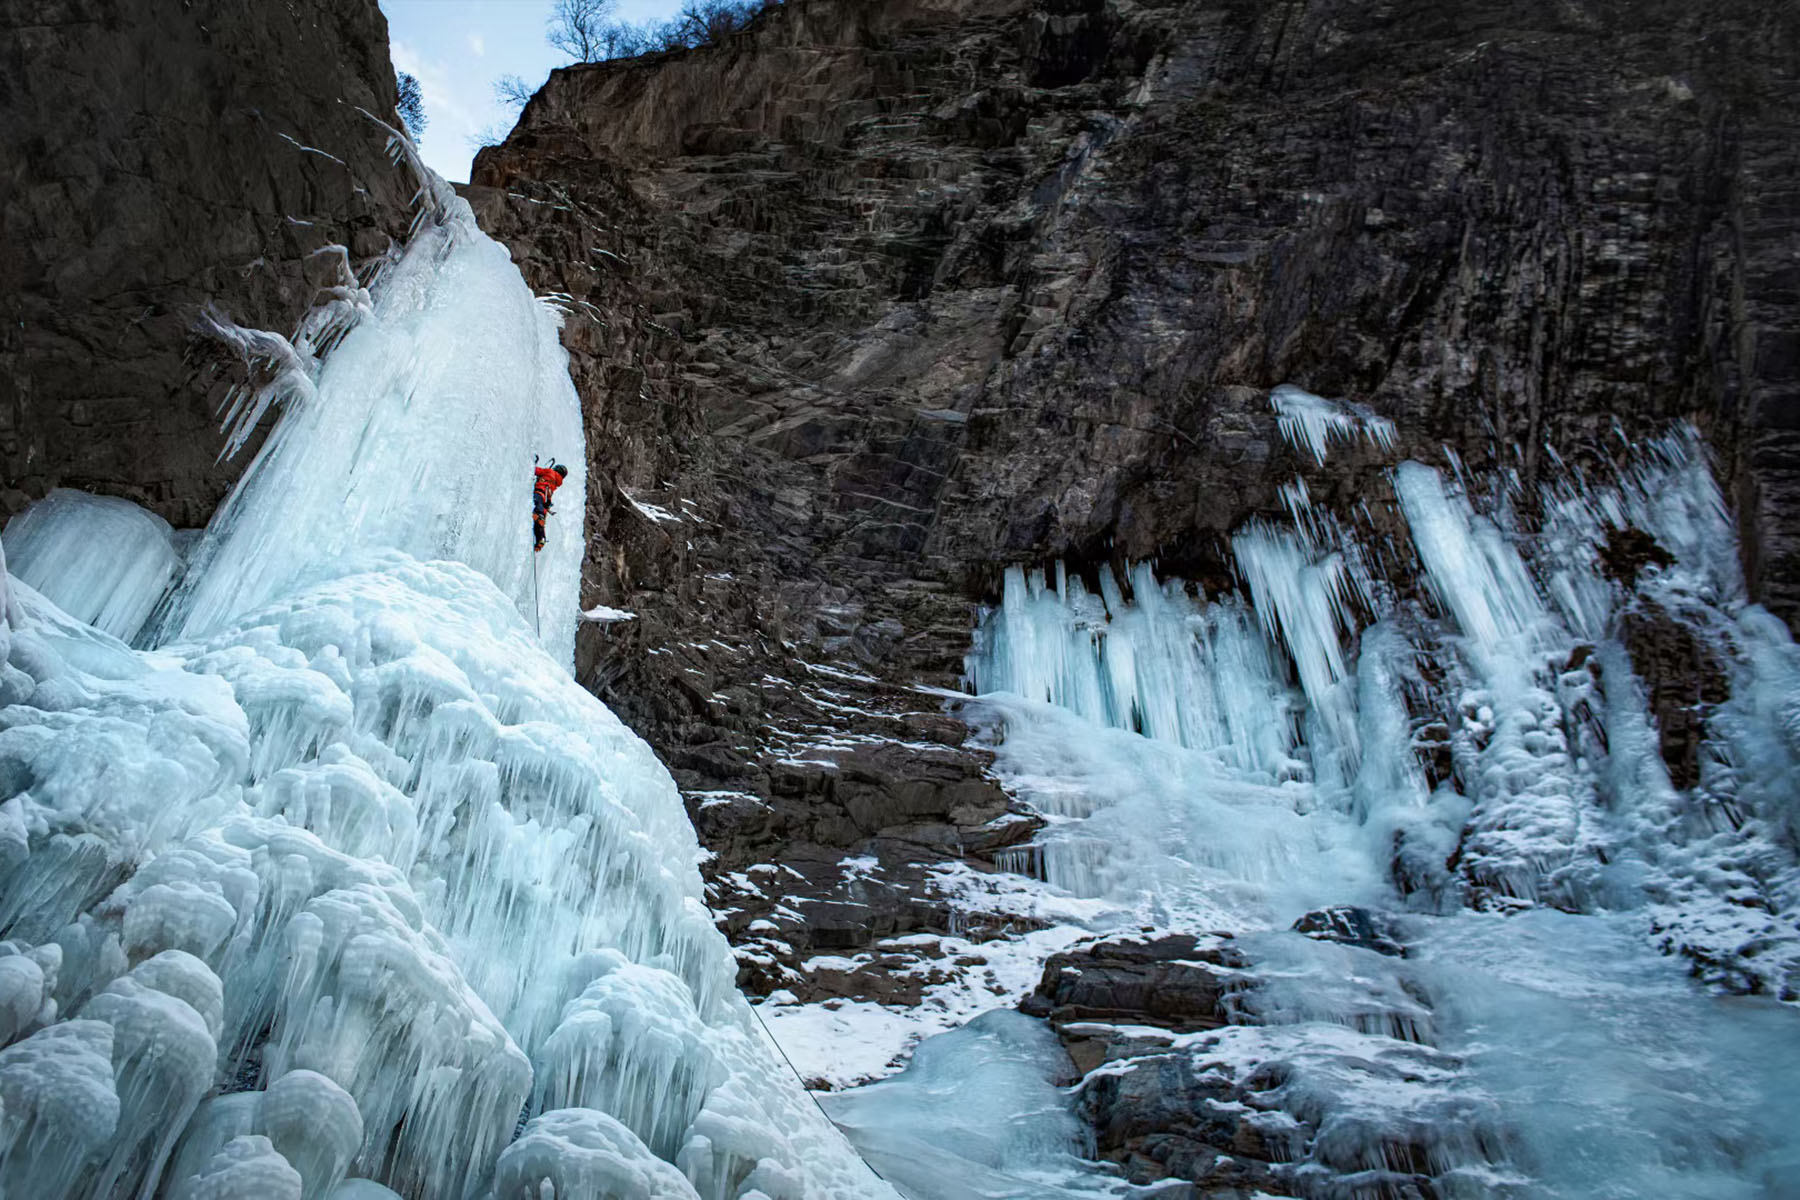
534, 467, 565, 508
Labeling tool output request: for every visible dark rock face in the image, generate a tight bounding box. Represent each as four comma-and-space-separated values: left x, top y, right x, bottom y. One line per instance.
1020, 933, 1247, 1037
0, 0, 415, 527
1290, 906, 1407, 958
1016, 934, 1295, 1197
1020, 934, 1264, 1191
466, 0, 1800, 1002
1619, 596, 1731, 790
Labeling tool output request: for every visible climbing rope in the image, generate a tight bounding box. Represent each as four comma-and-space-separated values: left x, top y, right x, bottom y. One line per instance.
700, 893, 893, 1186
531, 547, 541, 639
528, 444, 883, 1182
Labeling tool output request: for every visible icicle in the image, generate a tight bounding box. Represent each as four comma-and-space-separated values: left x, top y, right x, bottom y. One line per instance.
1232, 522, 1361, 773
291, 246, 375, 361
1270, 384, 1397, 466
195, 305, 320, 461
967, 561, 1299, 776
1393, 462, 1545, 656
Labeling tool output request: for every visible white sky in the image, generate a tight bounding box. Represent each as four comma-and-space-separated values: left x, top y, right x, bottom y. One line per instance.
381, 0, 689, 183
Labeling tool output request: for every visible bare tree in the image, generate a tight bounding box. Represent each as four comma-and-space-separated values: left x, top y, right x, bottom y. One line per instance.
594, 20, 651, 59
469, 122, 514, 152
494, 74, 536, 111
549, 0, 766, 64
650, 1, 763, 52
547, 0, 618, 62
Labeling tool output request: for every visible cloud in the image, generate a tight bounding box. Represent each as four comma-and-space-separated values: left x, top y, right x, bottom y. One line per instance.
467, 33, 486, 56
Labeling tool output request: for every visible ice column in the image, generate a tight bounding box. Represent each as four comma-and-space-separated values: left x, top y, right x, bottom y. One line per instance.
1232, 523, 1363, 784
2, 490, 182, 644
1394, 461, 1600, 907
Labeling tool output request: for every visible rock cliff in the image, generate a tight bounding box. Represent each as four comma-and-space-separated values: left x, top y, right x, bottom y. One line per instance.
0, 0, 415, 526
1, 0, 1796, 1191
466, 0, 1800, 1020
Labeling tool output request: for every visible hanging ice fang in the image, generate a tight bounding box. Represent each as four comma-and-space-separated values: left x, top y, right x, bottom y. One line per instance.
0, 165, 892, 1197
1269, 383, 1397, 466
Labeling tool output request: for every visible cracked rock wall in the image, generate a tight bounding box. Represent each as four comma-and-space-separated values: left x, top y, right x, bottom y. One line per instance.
466, 0, 1800, 1001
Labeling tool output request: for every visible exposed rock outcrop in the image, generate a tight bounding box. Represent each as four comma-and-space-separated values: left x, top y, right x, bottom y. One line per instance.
1019, 931, 1457, 1198
1619, 595, 1731, 790
0, 0, 415, 527
1289, 906, 1408, 959
1018, 934, 1295, 1197
1019, 932, 1248, 1061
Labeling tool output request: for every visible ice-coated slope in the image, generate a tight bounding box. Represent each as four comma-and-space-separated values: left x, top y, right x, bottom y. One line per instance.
945, 426, 1800, 1196
821, 1011, 1118, 1200
0, 184, 892, 1198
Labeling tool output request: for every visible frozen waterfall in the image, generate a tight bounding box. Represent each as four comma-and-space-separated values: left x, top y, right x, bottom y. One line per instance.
0, 184, 892, 1196
946, 422, 1800, 1197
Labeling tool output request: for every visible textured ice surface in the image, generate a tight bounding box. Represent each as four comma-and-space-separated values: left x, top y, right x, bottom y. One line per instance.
160, 195, 586, 669
1411, 910, 1800, 1198
1232, 522, 1362, 779
2, 489, 183, 644
966, 562, 1299, 779
494, 1108, 702, 1199
0, 187, 890, 1196
961, 693, 1385, 930
948, 423, 1800, 1195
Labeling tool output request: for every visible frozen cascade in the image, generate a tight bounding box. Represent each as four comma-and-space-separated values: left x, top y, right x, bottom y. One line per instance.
940, 424, 1800, 1197
965, 562, 1300, 780
155, 188, 585, 669
1392, 461, 1603, 908
0, 181, 891, 1196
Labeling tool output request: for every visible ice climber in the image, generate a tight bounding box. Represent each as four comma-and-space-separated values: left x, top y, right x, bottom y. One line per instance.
533, 460, 567, 552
